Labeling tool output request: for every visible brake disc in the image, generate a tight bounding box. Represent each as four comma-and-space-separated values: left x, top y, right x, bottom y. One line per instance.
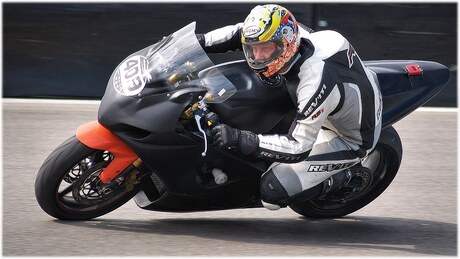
71, 161, 115, 205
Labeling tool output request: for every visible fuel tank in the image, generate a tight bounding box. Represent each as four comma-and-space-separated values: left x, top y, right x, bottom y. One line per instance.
209, 61, 295, 134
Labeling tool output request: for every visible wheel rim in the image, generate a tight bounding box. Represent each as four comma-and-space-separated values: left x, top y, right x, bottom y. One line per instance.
308, 148, 387, 211
62, 151, 112, 184
55, 150, 133, 213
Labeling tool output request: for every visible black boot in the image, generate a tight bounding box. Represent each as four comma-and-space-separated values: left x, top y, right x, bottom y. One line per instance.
323, 169, 352, 194
320, 166, 372, 201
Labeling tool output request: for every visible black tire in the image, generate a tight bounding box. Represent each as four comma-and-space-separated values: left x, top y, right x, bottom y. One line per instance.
289, 126, 403, 218
35, 135, 140, 220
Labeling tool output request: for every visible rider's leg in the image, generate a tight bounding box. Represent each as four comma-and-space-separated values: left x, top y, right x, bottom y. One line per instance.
259, 128, 362, 210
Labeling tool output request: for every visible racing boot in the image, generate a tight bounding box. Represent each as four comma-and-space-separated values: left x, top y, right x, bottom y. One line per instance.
323, 169, 352, 195
320, 166, 372, 201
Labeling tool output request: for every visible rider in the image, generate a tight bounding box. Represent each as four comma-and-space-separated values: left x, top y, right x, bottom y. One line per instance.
196, 4, 383, 210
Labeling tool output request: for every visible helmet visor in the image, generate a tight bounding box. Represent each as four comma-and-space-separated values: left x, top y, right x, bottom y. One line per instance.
242, 41, 283, 70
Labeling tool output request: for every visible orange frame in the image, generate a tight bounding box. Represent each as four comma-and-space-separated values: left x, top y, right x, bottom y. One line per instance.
76, 121, 138, 184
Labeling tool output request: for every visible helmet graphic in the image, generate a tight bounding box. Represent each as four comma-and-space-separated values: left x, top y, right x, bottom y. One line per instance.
241, 5, 300, 77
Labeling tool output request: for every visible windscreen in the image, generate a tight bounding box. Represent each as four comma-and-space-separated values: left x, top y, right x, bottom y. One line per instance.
110, 22, 236, 103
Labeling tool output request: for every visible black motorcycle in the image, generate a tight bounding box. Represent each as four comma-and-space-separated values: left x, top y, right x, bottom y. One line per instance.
35, 23, 450, 220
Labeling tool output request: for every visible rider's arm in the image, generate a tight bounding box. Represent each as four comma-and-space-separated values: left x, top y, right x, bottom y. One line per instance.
196, 23, 244, 53
252, 61, 342, 163
241, 31, 356, 163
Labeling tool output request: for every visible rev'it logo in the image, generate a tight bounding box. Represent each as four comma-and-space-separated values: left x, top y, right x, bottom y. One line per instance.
308, 161, 356, 172
259, 151, 302, 161
305, 84, 329, 117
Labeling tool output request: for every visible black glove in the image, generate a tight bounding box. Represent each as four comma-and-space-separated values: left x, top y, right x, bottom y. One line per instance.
211, 124, 259, 155
211, 124, 240, 149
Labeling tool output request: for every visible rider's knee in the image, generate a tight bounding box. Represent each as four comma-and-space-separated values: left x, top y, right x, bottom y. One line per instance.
260, 169, 290, 206
260, 164, 304, 206
260, 165, 325, 206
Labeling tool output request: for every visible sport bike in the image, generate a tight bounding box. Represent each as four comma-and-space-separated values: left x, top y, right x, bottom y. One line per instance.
35, 23, 450, 220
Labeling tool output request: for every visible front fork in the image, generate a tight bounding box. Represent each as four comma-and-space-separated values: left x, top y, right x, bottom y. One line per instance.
76, 121, 141, 184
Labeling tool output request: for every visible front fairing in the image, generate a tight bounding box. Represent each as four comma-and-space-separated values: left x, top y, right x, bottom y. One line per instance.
98, 22, 236, 145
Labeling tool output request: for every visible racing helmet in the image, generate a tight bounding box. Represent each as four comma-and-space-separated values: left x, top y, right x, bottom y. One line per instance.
241, 5, 301, 78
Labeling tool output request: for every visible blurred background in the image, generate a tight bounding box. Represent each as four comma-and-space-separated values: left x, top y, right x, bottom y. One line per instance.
3, 3, 457, 106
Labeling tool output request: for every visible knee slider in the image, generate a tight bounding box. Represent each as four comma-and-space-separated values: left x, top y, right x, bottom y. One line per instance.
260, 170, 290, 206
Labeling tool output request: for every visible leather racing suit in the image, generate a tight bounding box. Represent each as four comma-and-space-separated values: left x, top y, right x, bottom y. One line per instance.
197, 23, 383, 207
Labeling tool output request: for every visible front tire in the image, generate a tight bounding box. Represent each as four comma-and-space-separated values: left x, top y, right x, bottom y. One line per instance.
35, 136, 140, 220
289, 126, 403, 218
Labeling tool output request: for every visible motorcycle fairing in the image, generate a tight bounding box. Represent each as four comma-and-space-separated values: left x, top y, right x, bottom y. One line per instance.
95, 23, 276, 210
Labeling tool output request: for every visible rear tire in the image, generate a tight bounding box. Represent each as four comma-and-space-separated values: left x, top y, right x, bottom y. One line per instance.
35, 136, 140, 220
289, 126, 402, 218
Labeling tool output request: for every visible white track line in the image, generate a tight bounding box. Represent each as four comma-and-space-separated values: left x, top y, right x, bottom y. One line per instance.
2, 98, 457, 112
415, 107, 457, 113
2, 98, 101, 105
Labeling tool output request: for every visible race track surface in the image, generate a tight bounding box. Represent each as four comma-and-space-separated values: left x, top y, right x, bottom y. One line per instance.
3, 100, 457, 256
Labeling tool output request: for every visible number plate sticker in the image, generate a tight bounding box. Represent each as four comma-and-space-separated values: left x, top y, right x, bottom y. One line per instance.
113, 55, 151, 96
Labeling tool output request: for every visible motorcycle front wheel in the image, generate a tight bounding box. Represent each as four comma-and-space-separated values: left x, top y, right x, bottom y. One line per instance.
289, 126, 402, 218
35, 136, 140, 220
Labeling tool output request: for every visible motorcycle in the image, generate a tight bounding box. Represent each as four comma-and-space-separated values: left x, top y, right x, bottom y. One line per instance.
35, 22, 450, 220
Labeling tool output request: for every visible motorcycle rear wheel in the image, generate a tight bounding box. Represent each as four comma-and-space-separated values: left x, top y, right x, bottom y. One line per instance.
35, 136, 140, 220
289, 126, 402, 218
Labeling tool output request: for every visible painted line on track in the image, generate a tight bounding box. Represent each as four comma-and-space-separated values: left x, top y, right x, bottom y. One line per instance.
2, 98, 458, 113
2, 98, 101, 105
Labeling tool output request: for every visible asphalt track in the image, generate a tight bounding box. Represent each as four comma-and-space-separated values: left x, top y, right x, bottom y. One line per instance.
3, 99, 457, 256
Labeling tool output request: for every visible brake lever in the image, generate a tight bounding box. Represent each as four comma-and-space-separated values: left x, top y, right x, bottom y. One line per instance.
193, 99, 220, 157
194, 114, 208, 157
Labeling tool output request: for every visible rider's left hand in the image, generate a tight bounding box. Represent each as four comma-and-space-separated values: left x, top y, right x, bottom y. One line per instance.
211, 124, 260, 155
211, 124, 240, 149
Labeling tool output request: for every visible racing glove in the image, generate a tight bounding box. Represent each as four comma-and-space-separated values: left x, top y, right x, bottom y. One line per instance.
211, 124, 259, 155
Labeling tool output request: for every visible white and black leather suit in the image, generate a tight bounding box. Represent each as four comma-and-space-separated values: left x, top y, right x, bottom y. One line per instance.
197, 23, 383, 207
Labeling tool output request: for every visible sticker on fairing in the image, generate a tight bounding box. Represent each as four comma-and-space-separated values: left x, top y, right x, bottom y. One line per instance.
217, 88, 226, 97
113, 55, 151, 96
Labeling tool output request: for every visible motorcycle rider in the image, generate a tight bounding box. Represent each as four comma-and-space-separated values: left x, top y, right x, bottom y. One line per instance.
196, 4, 383, 210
